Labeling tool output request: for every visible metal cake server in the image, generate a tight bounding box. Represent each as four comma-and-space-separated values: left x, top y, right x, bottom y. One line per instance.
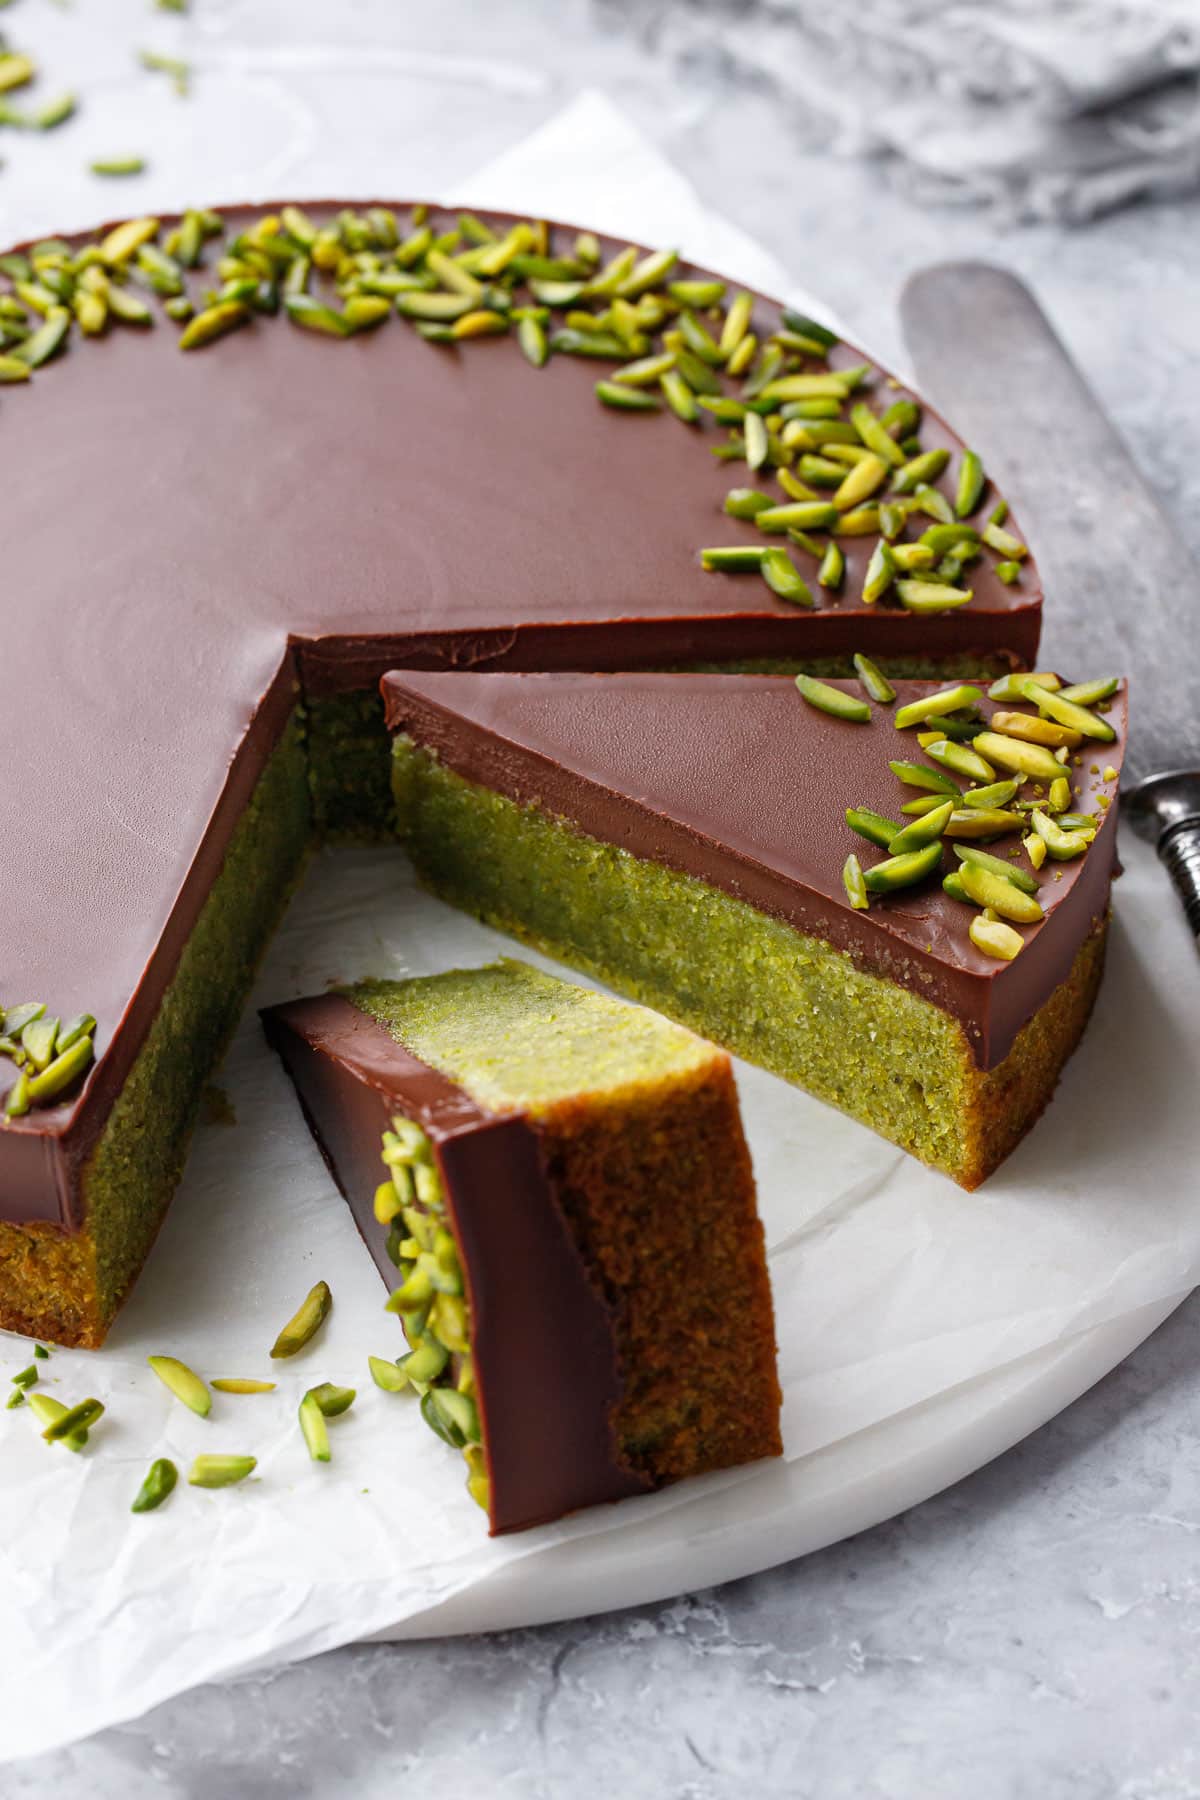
900, 262, 1200, 949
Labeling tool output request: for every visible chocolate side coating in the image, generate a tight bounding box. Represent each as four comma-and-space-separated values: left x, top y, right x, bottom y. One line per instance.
261, 993, 648, 1535
382, 670, 1126, 1068
0, 199, 1041, 1231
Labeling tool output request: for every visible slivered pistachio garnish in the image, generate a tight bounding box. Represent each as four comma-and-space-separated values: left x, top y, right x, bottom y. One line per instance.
953, 846, 1040, 896
970, 914, 1024, 960
131, 1459, 178, 1514
42, 1397, 104, 1443
955, 451, 985, 518
862, 841, 943, 894
886, 799, 954, 856
269, 1280, 332, 1359
27, 1393, 89, 1451
91, 157, 147, 178
795, 675, 870, 724
210, 1378, 276, 1394
148, 1354, 211, 1417
188, 1454, 256, 1488
842, 854, 869, 911
852, 653, 895, 705
761, 549, 813, 608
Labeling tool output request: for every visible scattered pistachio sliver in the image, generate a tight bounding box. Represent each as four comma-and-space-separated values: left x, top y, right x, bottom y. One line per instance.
988, 671, 1060, 702
990, 709, 1081, 750
42, 1397, 104, 1443
960, 780, 1020, 811
700, 546, 765, 573
595, 379, 660, 412
924, 738, 996, 785
888, 759, 959, 796
91, 157, 147, 178
148, 1354, 212, 1417
188, 1454, 256, 1488
131, 1458, 178, 1514
862, 840, 943, 894
942, 809, 1023, 841
1029, 808, 1094, 860
369, 1355, 409, 1393
958, 863, 1044, 924
893, 685, 982, 731
178, 301, 249, 351
27, 1393, 88, 1451
955, 451, 985, 518
299, 1392, 331, 1462
1021, 680, 1116, 743
842, 853, 869, 911
895, 580, 973, 614
953, 845, 1040, 896
972, 731, 1064, 784
756, 501, 839, 534
845, 806, 900, 850
270, 1280, 333, 1359
761, 549, 813, 608
861, 540, 896, 605
818, 541, 845, 591
852, 653, 894, 705
210, 1378, 276, 1394
970, 914, 1024, 960
886, 799, 954, 856
1058, 676, 1119, 707
795, 675, 870, 724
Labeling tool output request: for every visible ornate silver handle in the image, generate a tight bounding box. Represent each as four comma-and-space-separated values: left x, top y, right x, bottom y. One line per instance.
1127, 772, 1200, 953
1160, 820, 1200, 944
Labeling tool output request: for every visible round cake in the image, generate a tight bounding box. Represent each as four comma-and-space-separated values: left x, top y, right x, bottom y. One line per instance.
1, 199, 1104, 1352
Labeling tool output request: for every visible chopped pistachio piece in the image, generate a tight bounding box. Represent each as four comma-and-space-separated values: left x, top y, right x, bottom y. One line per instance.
761, 549, 814, 608
972, 732, 1064, 784
886, 799, 954, 855
146, 1354, 210, 1416
987, 671, 1060, 703
895, 580, 973, 614
700, 546, 765, 573
42, 1397, 104, 1443
923, 738, 996, 785
942, 809, 1022, 841
846, 806, 900, 849
210, 1379, 276, 1394
958, 863, 1044, 924
188, 1454, 257, 1488
990, 710, 1082, 750
861, 539, 896, 605
842, 853, 869, 911
893, 685, 982, 731
1057, 676, 1119, 707
131, 1458, 179, 1514
953, 845, 1040, 896
1029, 809, 1095, 860
818, 541, 845, 591
794, 675, 870, 724
270, 1280, 333, 1359
852, 653, 895, 705
888, 759, 959, 796
1021, 680, 1116, 743
969, 914, 1024, 960
178, 301, 249, 350
369, 1356, 409, 1393
862, 840, 943, 894
955, 450, 985, 518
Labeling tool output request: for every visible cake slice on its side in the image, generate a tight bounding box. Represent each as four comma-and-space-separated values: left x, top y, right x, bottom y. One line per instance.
382, 670, 1127, 1189
261, 959, 781, 1535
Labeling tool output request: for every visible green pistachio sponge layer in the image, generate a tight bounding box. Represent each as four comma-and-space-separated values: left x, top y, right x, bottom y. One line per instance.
390, 736, 1107, 1189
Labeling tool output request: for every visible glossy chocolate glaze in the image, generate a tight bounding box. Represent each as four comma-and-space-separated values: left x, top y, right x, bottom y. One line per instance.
383, 671, 1125, 1068
0, 200, 1041, 1229
260, 993, 647, 1535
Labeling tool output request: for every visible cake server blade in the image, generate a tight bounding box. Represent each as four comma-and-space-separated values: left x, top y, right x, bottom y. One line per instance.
900, 261, 1200, 945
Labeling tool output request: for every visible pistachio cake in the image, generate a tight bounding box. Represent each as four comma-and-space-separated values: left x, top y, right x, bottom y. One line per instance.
0, 198, 1046, 1346
262, 960, 781, 1533
382, 669, 1126, 1189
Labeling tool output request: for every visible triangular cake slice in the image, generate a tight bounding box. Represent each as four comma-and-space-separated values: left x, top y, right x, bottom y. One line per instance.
262, 959, 780, 1534
382, 669, 1127, 1188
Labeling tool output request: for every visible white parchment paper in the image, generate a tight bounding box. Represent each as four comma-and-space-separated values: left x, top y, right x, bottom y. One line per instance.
1, 95, 1196, 1762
